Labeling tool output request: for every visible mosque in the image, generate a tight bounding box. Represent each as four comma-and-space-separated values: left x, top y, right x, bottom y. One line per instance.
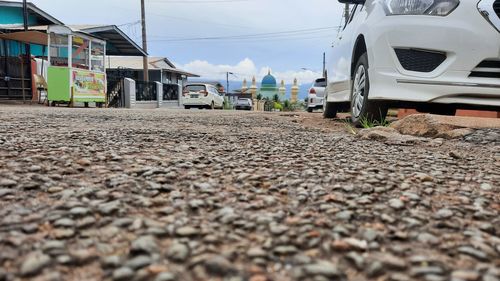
241, 70, 299, 103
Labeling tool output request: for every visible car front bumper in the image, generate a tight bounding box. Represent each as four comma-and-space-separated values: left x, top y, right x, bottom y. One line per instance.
365, 0, 500, 108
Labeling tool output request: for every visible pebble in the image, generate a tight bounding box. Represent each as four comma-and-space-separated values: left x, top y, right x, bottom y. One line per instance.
167, 243, 190, 262
389, 199, 405, 210
69, 207, 90, 217
0, 107, 498, 281
175, 226, 199, 237
451, 270, 480, 281
125, 255, 152, 269
204, 255, 234, 276
20, 252, 51, 276
113, 267, 134, 280
53, 218, 75, 228
0, 188, 14, 197
131, 235, 158, 254
457, 246, 489, 261
303, 261, 343, 277
435, 208, 454, 219
155, 272, 176, 281
0, 179, 17, 187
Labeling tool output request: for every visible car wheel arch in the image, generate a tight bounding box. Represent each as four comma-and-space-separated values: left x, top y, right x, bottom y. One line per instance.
351, 35, 368, 80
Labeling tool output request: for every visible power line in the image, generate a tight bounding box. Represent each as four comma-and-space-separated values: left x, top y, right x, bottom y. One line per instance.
148, 0, 251, 3
148, 26, 340, 42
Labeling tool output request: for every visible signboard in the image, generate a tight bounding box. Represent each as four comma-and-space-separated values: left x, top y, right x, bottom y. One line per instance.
72, 69, 106, 101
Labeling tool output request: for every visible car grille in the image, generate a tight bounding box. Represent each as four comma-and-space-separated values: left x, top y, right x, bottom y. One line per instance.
469, 60, 500, 79
394, 48, 447, 73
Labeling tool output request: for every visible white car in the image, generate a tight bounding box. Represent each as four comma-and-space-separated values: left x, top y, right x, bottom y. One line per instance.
325, 0, 500, 124
235, 98, 253, 110
307, 78, 327, 112
182, 83, 225, 110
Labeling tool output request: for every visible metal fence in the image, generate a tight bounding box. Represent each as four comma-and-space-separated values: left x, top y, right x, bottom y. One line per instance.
135, 81, 157, 101
163, 84, 179, 101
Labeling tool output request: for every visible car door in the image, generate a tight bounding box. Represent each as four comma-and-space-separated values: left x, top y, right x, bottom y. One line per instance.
326, 5, 360, 102
211, 86, 223, 107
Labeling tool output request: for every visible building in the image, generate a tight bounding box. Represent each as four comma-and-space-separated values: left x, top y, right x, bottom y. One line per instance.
0, 1, 197, 109
0, 1, 148, 104
0, 0, 62, 100
259, 70, 280, 100
106, 56, 199, 108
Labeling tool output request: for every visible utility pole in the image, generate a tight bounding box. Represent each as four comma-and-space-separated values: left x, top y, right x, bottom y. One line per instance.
322, 52, 326, 78
344, 4, 350, 25
23, 0, 28, 31
141, 0, 149, 82
22, 0, 29, 103
226, 72, 234, 95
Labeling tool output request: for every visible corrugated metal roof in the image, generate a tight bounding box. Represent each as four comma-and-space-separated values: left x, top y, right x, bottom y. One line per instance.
106, 56, 200, 77
69, 25, 147, 57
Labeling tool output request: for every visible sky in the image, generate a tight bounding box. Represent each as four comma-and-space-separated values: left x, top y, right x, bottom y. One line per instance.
23, 0, 345, 86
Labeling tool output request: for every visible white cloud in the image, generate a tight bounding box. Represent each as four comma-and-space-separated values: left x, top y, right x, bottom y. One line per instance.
177, 58, 322, 85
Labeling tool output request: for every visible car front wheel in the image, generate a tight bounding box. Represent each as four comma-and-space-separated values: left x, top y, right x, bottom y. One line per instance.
350, 53, 388, 126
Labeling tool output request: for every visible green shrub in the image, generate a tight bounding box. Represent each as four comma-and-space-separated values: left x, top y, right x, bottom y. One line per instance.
274, 102, 283, 111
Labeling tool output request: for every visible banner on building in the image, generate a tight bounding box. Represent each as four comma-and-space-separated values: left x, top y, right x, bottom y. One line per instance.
72, 69, 106, 100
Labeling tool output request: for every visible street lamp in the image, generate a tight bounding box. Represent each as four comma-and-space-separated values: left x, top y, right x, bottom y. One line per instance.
226, 72, 234, 95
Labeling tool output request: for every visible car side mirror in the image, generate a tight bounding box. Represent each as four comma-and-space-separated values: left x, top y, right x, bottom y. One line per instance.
338, 0, 365, 4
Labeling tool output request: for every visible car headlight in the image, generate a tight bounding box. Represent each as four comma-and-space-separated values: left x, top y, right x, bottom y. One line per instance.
384, 0, 460, 16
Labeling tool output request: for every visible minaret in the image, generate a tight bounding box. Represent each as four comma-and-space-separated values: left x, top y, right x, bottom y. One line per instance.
241, 78, 248, 93
279, 80, 286, 99
250, 76, 258, 111
291, 78, 299, 103
250, 76, 258, 99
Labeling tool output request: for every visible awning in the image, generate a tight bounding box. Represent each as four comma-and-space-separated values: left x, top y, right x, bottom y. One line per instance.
0, 30, 48, 45
70, 25, 147, 57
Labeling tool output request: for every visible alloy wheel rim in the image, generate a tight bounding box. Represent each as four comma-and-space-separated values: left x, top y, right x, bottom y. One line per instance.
352, 65, 366, 119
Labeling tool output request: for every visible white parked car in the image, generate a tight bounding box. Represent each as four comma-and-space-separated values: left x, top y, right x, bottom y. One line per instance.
325, 0, 500, 124
307, 78, 327, 112
235, 98, 253, 110
182, 83, 225, 110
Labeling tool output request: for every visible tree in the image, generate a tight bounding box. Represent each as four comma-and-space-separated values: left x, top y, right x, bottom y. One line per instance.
273, 94, 280, 102
257, 93, 263, 100
283, 100, 291, 111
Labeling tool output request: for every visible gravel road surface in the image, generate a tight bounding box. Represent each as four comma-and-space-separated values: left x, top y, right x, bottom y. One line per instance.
0, 106, 499, 281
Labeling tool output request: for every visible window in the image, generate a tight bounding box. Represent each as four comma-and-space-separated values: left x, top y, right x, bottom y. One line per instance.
186, 85, 206, 92
49, 33, 69, 67
0, 39, 4, 56
314, 78, 327, 88
72, 35, 89, 70
91, 41, 105, 72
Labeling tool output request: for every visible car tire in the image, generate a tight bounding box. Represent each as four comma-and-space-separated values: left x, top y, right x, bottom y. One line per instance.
350, 53, 388, 126
184, 106, 191, 110
307, 107, 314, 113
210, 101, 215, 110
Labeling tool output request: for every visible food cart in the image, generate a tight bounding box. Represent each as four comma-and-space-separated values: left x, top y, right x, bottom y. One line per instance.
47, 25, 106, 106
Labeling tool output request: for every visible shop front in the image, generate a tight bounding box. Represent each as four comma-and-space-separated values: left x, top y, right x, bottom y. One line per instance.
47, 25, 106, 106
